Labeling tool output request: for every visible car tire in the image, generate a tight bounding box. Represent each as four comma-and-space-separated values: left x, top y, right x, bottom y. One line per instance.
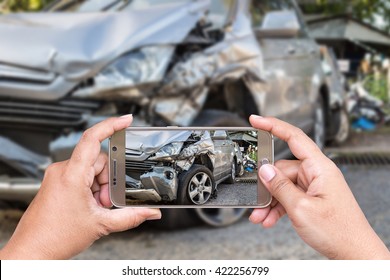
332, 108, 350, 146
313, 95, 326, 150
237, 162, 245, 177
225, 161, 236, 184
192, 110, 249, 227
177, 165, 215, 205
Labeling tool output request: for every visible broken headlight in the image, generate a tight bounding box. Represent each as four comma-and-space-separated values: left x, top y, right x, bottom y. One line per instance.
150, 142, 183, 160
94, 45, 174, 88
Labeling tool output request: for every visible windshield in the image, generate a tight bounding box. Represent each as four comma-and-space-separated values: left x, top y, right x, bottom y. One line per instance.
45, 0, 190, 12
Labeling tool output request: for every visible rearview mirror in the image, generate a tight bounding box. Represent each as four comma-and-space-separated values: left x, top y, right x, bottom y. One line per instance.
256, 10, 301, 38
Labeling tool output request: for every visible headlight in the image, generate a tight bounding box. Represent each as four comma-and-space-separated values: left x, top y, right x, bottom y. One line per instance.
95, 45, 174, 88
150, 142, 183, 160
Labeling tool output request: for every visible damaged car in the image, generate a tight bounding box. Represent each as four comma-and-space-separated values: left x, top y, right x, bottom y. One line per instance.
125, 130, 242, 205
0, 0, 346, 226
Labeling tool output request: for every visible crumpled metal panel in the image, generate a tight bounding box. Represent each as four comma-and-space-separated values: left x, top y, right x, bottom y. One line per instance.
0, 136, 50, 178
160, 35, 264, 95
140, 166, 178, 201
154, 1, 265, 126
0, 1, 209, 100
0, 1, 208, 77
125, 130, 192, 162
176, 131, 215, 171
153, 87, 208, 126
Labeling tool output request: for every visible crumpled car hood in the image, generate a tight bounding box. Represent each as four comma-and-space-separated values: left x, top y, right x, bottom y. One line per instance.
126, 130, 192, 155
0, 0, 208, 80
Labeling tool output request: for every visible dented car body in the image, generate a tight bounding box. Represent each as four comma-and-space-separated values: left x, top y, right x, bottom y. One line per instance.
0, 0, 344, 224
125, 130, 240, 205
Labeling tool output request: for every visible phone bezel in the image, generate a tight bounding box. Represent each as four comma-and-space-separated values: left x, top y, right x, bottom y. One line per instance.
109, 127, 273, 208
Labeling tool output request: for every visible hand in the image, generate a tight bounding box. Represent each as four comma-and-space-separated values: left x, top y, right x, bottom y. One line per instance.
249, 115, 390, 260
0, 115, 161, 260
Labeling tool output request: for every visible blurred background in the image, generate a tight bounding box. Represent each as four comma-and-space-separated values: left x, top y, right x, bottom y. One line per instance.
0, 0, 389, 259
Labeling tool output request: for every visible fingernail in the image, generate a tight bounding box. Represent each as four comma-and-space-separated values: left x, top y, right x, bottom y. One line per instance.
259, 164, 276, 182
250, 114, 263, 119
119, 114, 133, 119
146, 211, 162, 221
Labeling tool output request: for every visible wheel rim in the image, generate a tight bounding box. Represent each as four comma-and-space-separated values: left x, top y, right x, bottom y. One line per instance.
195, 208, 248, 227
335, 110, 349, 143
188, 172, 212, 205
314, 105, 325, 149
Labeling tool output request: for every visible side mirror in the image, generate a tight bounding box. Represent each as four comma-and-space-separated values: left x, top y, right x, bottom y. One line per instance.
256, 10, 301, 38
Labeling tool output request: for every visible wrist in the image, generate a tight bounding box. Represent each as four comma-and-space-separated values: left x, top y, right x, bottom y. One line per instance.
0, 237, 55, 260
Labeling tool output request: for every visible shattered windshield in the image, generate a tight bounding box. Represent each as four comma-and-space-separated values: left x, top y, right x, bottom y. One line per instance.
45, 0, 190, 12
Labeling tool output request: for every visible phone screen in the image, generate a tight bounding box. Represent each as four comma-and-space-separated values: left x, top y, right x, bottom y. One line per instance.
110, 128, 273, 207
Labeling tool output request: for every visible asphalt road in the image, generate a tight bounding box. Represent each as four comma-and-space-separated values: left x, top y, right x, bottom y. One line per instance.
1, 165, 388, 260
206, 173, 258, 206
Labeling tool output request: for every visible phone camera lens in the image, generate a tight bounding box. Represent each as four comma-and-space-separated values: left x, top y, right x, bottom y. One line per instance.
112, 146, 117, 152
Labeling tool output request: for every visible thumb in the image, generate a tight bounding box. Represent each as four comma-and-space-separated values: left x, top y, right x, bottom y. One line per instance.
103, 208, 162, 233
259, 164, 304, 211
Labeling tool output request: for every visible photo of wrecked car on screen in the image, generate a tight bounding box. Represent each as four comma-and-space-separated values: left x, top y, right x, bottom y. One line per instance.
124, 129, 261, 206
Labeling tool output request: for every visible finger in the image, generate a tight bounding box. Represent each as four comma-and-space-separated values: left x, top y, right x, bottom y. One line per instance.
99, 183, 112, 208
262, 203, 287, 228
102, 208, 162, 233
69, 115, 132, 171
275, 160, 300, 183
249, 202, 286, 228
96, 155, 109, 187
249, 115, 323, 160
249, 207, 270, 224
259, 164, 305, 212
91, 179, 103, 206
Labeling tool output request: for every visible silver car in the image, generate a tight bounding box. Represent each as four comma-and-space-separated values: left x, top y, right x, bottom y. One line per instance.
125, 130, 241, 205
0, 0, 344, 226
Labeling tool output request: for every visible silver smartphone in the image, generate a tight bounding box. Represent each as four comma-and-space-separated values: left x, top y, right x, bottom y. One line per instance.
109, 127, 273, 208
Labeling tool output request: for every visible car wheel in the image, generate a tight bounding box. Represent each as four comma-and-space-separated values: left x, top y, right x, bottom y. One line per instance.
193, 110, 249, 226
332, 108, 350, 146
225, 161, 236, 184
194, 208, 248, 227
313, 95, 326, 150
178, 165, 214, 205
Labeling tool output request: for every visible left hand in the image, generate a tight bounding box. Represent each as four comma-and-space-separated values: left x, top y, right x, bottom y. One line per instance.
0, 115, 161, 259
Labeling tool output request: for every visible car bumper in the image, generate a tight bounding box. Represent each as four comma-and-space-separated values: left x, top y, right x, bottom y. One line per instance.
126, 166, 178, 202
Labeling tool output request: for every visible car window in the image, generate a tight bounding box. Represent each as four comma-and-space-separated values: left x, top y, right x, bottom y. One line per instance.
251, 0, 295, 28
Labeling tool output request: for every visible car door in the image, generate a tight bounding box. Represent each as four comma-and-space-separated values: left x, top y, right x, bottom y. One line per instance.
211, 131, 232, 181
251, 0, 315, 155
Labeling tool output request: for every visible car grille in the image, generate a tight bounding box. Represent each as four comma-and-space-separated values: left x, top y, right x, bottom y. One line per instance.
0, 63, 55, 85
0, 98, 101, 127
126, 160, 157, 172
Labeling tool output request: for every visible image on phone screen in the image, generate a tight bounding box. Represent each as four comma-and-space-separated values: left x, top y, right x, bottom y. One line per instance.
110, 128, 273, 207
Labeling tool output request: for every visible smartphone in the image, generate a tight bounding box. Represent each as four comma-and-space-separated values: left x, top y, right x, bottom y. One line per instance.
109, 127, 273, 208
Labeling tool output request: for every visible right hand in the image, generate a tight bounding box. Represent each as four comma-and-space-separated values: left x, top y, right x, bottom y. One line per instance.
249, 115, 390, 260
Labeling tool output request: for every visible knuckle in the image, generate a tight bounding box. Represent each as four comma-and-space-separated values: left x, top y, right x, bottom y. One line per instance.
44, 162, 62, 177
81, 129, 95, 142
292, 127, 305, 138
271, 177, 291, 197
294, 197, 312, 213
291, 197, 312, 224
